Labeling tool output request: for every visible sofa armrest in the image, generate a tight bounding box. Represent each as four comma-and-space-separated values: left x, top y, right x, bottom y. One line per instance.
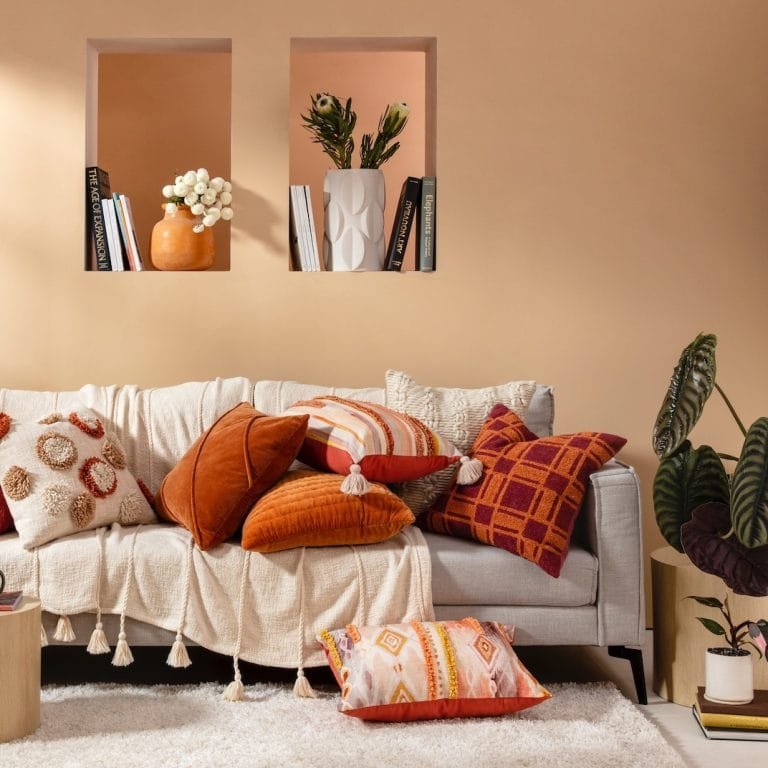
580, 459, 644, 647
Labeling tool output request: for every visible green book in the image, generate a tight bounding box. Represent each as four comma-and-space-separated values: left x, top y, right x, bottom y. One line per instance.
418, 176, 436, 271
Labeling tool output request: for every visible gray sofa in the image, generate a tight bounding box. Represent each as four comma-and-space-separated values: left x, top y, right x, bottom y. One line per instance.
4, 377, 646, 702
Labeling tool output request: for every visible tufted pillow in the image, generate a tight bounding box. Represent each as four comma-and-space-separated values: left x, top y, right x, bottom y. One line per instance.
422, 404, 626, 577
0, 408, 155, 549
240, 470, 414, 552
155, 402, 309, 550
385, 371, 537, 514
281, 396, 481, 495
317, 617, 551, 721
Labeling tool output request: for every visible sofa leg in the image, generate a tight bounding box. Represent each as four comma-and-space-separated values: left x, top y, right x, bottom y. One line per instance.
608, 646, 647, 705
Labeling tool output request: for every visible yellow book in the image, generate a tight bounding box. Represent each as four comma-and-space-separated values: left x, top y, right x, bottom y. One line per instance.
695, 687, 768, 731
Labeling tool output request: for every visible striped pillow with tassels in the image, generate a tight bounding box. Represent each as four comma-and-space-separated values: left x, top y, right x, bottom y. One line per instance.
281, 396, 483, 495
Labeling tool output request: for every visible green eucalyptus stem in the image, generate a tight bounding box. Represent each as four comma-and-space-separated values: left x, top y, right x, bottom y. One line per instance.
715, 383, 748, 437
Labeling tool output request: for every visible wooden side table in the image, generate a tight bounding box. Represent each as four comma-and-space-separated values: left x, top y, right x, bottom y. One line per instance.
652, 546, 768, 706
0, 597, 41, 742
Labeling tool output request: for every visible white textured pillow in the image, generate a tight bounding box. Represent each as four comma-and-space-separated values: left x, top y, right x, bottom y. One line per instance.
0, 408, 155, 549
385, 371, 537, 514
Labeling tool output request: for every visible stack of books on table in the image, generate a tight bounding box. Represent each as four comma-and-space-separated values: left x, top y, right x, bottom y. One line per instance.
85, 166, 145, 271
692, 686, 768, 741
289, 184, 321, 271
0, 590, 23, 611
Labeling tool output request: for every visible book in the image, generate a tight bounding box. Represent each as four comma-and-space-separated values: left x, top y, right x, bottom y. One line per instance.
384, 176, 422, 271
0, 590, 23, 611
694, 686, 768, 730
101, 198, 124, 272
302, 186, 321, 271
692, 704, 768, 741
85, 166, 112, 271
113, 193, 136, 271
417, 176, 436, 271
289, 185, 320, 271
120, 195, 144, 271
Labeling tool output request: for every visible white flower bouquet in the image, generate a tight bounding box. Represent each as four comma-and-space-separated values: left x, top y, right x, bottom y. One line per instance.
161, 168, 234, 233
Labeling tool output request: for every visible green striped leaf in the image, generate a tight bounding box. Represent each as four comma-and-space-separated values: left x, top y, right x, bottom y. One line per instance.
653, 333, 717, 458
653, 441, 729, 551
732, 417, 768, 548
696, 617, 726, 636
684, 596, 724, 609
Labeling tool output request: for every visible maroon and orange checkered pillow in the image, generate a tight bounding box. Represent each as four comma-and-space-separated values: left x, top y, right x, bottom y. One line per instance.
421, 404, 626, 577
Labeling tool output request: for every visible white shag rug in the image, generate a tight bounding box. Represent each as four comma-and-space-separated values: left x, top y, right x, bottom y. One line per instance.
1, 682, 685, 768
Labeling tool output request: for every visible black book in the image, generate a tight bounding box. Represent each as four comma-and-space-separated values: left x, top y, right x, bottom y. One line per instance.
85, 166, 112, 271
384, 176, 422, 271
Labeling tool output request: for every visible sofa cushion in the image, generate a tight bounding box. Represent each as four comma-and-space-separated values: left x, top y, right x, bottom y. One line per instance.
155, 403, 308, 550
317, 617, 551, 721
253, 380, 384, 414
422, 404, 626, 578
384, 370, 537, 515
0, 409, 155, 549
282, 396, 468, 486
425, 532, 597, 607
0, 489, 13, 534
240, 469, 414, 552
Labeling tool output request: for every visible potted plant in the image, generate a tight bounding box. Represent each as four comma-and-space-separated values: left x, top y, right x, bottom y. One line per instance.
653, 333, 768, 700
301, 93, 410, 271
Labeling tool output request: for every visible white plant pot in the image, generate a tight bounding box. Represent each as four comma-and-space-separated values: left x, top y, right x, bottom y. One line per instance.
704, 647, 754, 704
323, 169, 385, 271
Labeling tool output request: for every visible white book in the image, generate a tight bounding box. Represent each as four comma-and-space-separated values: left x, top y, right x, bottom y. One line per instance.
101, 198, 122, 272
302, 185, 320, 271
119, 195, 144, 271
289, 185, 312, 271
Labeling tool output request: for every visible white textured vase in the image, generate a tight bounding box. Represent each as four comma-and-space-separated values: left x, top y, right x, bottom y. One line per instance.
704, 648, 753, 704
323, 169, 385, 271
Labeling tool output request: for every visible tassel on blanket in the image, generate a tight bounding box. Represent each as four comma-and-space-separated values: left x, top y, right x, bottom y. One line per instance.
112, 630, 133, 667
340, 463, 370, 496
53, 614, 76, 642
167, 632, 191, 669
456, 455, 483, 485
293, 668, 317, 699
87, 620, 110, 655
222, 551, 251, 702
40, 624, 49, 648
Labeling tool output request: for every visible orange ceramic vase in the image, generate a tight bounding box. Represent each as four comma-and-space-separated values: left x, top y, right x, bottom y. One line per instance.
150, 205, 215, 271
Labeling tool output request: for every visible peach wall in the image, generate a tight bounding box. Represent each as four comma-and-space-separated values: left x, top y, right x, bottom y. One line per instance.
1, 0, 767, 621
290, 46, 427, 270
97, 52, 231, 270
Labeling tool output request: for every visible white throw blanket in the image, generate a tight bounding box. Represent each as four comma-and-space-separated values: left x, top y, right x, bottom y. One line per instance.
0, 524, 434, 669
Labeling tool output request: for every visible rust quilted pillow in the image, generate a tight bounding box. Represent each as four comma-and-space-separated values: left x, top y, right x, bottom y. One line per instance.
241, 469, 414, 552
155, 403, 309, 550
0, 489, 13, 534
421, 404, 626, 577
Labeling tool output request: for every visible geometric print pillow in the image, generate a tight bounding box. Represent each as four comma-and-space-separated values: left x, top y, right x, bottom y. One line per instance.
317, 617, 551, 721
0, 408, 155, 549
421, 404, 626, 577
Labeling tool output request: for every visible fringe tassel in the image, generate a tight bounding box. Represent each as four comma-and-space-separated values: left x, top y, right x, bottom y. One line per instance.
112, 631, 134, 667
40, 624, 49, 647
456, 455, 483, 485
53, 614, 76, 642
293, 668, 317, 699
340, 463, 370, 496
223, 551, 251, 702
111, 526, 140, 668
167, 534, 194, 669
87, 621, 110, 655
167, 633, 191, 668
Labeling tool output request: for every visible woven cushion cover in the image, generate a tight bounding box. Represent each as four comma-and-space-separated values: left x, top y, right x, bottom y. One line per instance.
0, 408, 154, 549
241, 470, 414, 552
156, 403, 308, 550
282, 396, 465, 483
422, 404, 626, 577
317, 617, 550, 721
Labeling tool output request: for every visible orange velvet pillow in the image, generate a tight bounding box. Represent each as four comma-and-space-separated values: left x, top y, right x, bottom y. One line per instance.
156, 403, 308, 550
241, 469, 415, 552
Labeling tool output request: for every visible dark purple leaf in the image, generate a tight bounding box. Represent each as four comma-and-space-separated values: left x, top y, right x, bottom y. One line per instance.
680, 502, 768, 597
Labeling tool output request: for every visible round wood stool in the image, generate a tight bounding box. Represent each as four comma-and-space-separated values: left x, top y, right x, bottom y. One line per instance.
0, 597, 41, 741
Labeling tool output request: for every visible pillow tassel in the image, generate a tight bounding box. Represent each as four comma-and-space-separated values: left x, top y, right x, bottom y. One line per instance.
34, 548, 48, 647
456, 456, 483, 485
293, 547, 317, 698
167, 534, 194, 669
340, 464, 370, 496
53, 614, 76, 642
222, 551, 251, 702
112, 526, 140, 667
88, 528, 110, 655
